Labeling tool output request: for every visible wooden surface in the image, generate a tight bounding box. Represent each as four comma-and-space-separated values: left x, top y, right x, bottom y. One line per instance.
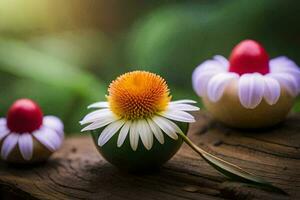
0, 111, 300, 200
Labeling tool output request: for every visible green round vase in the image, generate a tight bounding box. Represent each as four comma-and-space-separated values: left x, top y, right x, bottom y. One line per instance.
91, 121, 188, 172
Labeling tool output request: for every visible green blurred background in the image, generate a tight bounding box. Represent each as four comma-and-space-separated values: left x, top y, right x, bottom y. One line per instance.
0, 0, 299, 134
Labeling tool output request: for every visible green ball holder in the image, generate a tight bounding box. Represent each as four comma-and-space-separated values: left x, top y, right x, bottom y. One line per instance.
91, 121, 188, 172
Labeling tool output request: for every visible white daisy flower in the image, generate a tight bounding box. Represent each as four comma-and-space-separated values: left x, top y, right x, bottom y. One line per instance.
192, 40, 300, 109
0, 99, 64, 161
80, 71, 199, 151
80, 70, 284, 192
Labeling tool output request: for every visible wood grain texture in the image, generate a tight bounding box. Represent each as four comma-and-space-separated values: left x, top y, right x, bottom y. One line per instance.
0, 111, 299, 200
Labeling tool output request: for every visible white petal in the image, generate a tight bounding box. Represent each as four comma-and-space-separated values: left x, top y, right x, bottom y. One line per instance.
192, 70, 223, 96
81, 116, 117, 132
0, 118, 6, 125
80, 109, 114, 125
270, 56, 300, 93
263, 76, 281, 105
33, 127, 62, 152
152, 116, 179, 140
136, 120, 153, 150
18, 133, 33, 160
1, 133, 19, 160
0, 126, 9, 141
160, 109, 195, 123
207, 72, 238, 102
117, 121, 131, 147
146, 118, 164, 144
168, 103, 199, 111
43, 116, 64, 139
238, 73, 265, 109
129, 121, 139, 151
0, 118, 8, 141
268, 73, 299, 96
213, 55, 229, 68
270, 56, 300, 73
194, 59, 227, 73
192, 58, 227, 96
98, 120, 125, 146
87, 101, 109, 109
170, 99, 197, 104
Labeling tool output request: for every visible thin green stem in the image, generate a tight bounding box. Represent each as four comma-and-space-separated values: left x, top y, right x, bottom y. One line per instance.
178, 131, 247, 171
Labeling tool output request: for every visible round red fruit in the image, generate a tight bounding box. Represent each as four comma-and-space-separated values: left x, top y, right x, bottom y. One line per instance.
229, 40, 269, 75
7, 99, 43, 133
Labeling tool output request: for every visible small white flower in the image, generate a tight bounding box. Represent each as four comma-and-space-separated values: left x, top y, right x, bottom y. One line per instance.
192, 42, 300, 109
80, 71, 199, 151
0, 99, 64, 161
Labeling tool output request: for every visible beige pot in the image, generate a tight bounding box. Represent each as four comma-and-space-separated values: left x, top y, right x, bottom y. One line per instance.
0, 137, 53, 164
202, 79, 294, 128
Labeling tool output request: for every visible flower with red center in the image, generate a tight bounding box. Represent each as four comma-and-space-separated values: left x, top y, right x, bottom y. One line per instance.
192, 39, 300, 128
0, 99, 64, 162
192, 40, 300, 109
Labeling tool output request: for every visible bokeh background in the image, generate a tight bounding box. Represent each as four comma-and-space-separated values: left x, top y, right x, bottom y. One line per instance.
0, 0, 299, 134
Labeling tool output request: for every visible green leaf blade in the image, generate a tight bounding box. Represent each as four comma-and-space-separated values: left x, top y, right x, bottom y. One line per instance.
177, 131, 288, 195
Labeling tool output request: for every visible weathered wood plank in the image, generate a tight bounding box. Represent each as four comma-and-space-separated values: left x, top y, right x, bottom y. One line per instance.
0, 111, 299, 200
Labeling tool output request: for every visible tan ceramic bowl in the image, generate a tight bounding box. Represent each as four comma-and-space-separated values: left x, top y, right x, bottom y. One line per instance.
0, 138, 53, 164
202, 79, 294, 129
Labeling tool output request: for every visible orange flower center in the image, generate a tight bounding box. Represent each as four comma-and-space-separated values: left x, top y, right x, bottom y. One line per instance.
108, 71, 171, 120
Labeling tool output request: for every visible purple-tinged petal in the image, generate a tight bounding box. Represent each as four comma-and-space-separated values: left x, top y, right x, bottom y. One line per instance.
207, 73, 238, 102
0, 118, 9, 141
192, 70, 224, 96
193, 59, 226, 74
0, 118, 6, 126
43, 116, 64, 139
0, 127, 9, 141
270, 56, 300, 72
192, 59, 227, 96
238, 73, 265, 109
18, 133, 33, 160
33, 127, 62, 152
192, 69, 213, 96
270, 56, 300, 90
268, 73, 299, 96
1, 133, 19, 160
213, 55, 229, 69
263, 76, 281, 105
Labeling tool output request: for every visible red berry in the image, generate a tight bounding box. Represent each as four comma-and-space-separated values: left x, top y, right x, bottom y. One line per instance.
229, 40, 269, 75
7, 99, 43, 133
